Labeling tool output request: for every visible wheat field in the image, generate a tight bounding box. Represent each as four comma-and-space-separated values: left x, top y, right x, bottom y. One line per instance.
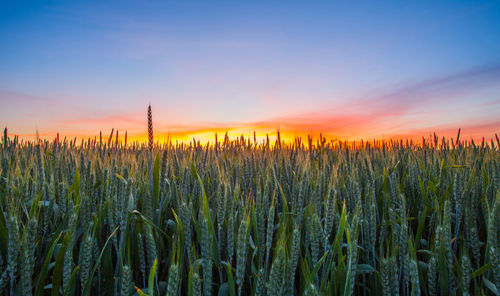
0, 121, 499, 295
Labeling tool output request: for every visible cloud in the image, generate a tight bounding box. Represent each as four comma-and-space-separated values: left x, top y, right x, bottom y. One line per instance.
3, 62, 500, 142
373, 63, 500, 105
60, 113, 144, 127
401, 119, 500, 140
0, 90, 60, 129
0, 90, 55, 103
154, 62, 500, 141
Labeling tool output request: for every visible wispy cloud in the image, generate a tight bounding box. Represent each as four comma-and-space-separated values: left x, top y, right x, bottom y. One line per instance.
3, 63, 500, 142
0, 90, 58, 105
60, 113, 144, 128
151, 63, 500, 141
371, 63, 500, 105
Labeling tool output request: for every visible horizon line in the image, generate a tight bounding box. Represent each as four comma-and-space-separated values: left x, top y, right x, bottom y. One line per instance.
2, 126, 499, 149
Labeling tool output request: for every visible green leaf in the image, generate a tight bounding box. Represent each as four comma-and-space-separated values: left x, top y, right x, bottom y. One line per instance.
472, 263, 492, 278
35, 232, 62, 296
194, 165, 221, 270
135, 287, 149, 296
28, 190, 43, 219
355, 264, 376, 274
188, 266, 195, 296
82, 226, 120, 296
62, 265, 79, 296
415, 207, 427, 250
311, 251, 329, 277
115, 173, 128, 185
148, 258, 158, 296
418, 175, 432, 208
332, 202, 347, 257
51, 233, 71, 296
132, 210, 170, 239
226, 262, 236, 296
482, 278, 498, 295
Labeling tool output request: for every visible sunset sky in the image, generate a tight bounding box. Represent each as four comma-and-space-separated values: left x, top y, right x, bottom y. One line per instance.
1, 1, 499, 143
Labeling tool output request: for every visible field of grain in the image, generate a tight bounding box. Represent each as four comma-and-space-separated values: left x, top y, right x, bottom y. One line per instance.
0, 124, 499, 295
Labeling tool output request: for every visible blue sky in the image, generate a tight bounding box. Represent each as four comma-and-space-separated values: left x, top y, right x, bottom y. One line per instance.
1, 1, 499, 141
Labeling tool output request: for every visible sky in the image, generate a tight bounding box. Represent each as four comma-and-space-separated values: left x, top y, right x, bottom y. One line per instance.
1, 0, 499, 143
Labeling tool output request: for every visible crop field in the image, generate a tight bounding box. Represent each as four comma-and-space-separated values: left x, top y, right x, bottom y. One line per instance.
2, 0, 500, 295
0, 125, 499, 295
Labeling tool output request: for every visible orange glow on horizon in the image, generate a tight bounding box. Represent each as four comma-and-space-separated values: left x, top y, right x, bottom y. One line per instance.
5, 125, 498, 148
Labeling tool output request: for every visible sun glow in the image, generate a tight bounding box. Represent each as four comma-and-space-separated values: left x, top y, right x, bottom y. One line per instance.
10, 125, 497, 150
